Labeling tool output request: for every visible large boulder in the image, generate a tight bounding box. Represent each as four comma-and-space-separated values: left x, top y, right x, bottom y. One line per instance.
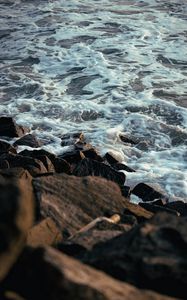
81, 213, 187, 299
0, 177, 34, 281
33, 174, 153, 237
13, 134, 42, 148
0, 246, 176, 300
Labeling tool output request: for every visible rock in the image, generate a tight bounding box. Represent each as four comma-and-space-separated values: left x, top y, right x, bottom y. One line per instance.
0, 160, 9, 169
58, 150, 85, 165
112, 163, 135, 173
119, 133, 140, 145
0, 117, 29, 138
104, 152, 120, 164
72, 158, 126, 187
0, 246, 176, 300
120, 185, 131, 198
132, 183, 168, 202
0, 140, 17, 155
165, 201, 187, 216
0, 168, 32, 182
33, 174, 153, 237
61, 132, 84, 146
2, 291, 26, 300
20, 149, 71, 174
82, 148, 104, 162
27, 218, 62, 248
0, 154, 47, 176
13, 134, 42, 148
139, 202, 180, 216
57, 216, 125, 254
82, 213, 187, 299
0, 177, 34, 282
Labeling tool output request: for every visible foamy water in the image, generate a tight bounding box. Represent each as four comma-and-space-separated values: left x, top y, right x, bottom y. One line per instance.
0, 0, 187, 200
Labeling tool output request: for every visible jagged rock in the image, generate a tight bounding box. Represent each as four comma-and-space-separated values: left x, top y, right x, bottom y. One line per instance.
0, 177, 34, 282
0, 160, 9, 169
61, 132, 84, 146
0, 168, 32, 181
0, 246, 176, 300
139, 202, 180, 216
82, 148, 103, 162
13, 134, 42, 148
58, 150, 85, 164
20, 149, 71, 174
104, 153, 135, 172
0, 140, 17, 155
82, 213, 187, 299
132, 183, 168, 202
33, 174, 153, 237
120, 185, 131, 198
111, 163, 135, 173
104, 152, 120, 164
119, 133, 140, 145
72, 158, 126, 187
27, 218, 62, 247
0, 117, 29, 138
0, 154, 47, 176
165, 201, 187, 216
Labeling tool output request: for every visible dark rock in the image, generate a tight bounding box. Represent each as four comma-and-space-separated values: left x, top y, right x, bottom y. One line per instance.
0, 140, 17, 155
119, 133, 140, 145
0, 246, 175, 300
165, 201, 187, 216
33, 174, 153, 237
74, 141, 93, 151
20, 149, 71, 174
148, 199, 168, 206
104, 152, 121, 164
82, 213, 187, 299
0, 153, 47, 176
0, 160, 9, 169
13, 134, 42, 148
139, 202, 180, 216
72, 158, 126, 187
0, 177, 34, 282
120, 214, 138, 227
61, 132, 84, 146
58, 150, 85, 164
27, 218, 62, 248
0, 117, 29, 138
120, 185, 131, 198
132, 183, 168, 202
0, 168, 32, 182
82, 148, 104, 162
112, 162, 135, 173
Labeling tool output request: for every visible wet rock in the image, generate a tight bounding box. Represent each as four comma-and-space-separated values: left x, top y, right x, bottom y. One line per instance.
0, 140, 17, 155
33, 174, 152, 237
132, 183, 168, 202
120, 185, 131, 198
27, 218, 62, 248
165, 201, 187, 216
72, 158, 126, 187
0, 153, 47, 176
20, 149, 71, 174
58, 150, 85, 164
0, 117, 29, 138
0, 177, 34, 282
112, 163, 135, 173
82, 148, 104, 162
61, 132, 84, 146
82, 213, 187, 299
0, 160, 9, 169
104, 152, 122, 164
13, 134, 42, 148
0, 246, 175, 300
139, 202, 180, 216
119, 133, 140, 145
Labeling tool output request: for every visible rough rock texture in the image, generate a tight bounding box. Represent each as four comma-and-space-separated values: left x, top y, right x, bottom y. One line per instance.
0, 246, 176, 300
139, 202, 180, 216
0, 140, 17, 155
27, 218, 62, 248
0, 177, 34, 281
13, 134, 42, 148
165, 201, 187, 216
0, 117, 29, 138
33, 174, 153, 237
132, 183, 168, 202
72, 158, 126, 187
82, 213, 187, 299
61, 132, 84, 146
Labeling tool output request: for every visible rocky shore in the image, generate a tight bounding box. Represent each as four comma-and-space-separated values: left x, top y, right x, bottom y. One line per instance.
0, 116, 186, 300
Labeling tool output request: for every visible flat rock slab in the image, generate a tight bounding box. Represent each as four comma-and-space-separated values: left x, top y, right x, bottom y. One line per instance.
82, 212, 187, 299
33, 174, 153, 237
0, 246, 176, 300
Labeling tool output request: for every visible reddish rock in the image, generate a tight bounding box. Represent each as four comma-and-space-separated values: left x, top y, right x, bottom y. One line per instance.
82, 213, 187, 299
13, 134, 42, 148
58, 150, 85, 164
0, 177, 34, 282
132, 183, 168, 202
0, 117, 29, 138
72, 158, 126, 187
33, 174, 153, 237
0, 246, 175, 300
27, 218, 62, 248
0, 140, 17, 155
119, 133, 140, 145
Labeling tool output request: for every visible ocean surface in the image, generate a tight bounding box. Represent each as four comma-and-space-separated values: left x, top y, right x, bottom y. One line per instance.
0, 0, 187, 201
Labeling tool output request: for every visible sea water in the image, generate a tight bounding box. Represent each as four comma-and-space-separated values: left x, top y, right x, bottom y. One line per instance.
0, 0, 187, 201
